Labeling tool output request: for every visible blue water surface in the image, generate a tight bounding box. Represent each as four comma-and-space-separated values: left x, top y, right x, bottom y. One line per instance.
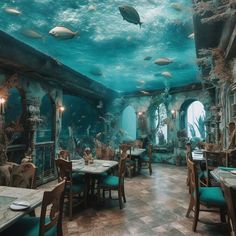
0, 0, 199, 93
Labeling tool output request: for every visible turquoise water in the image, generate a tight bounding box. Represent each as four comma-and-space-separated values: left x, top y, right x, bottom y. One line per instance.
0, 0, 199, 93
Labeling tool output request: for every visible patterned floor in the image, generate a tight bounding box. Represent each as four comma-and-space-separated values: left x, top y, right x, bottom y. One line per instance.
39, 163, 230, 236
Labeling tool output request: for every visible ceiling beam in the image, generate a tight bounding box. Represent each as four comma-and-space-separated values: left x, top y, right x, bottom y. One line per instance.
0, 30, 118, 102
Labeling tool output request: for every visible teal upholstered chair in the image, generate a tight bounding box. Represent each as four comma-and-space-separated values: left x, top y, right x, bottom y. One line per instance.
139, 144, 152, 175
2, 180, 66, 236
55, 158, 87, 220
186, 158, 227, 232
97, 151, 127, 209
57, 150, 85, 183
221, 180, 236, 236
120, 143, 136, 177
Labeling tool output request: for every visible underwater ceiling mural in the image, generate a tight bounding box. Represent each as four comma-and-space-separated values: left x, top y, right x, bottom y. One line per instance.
0, 0, 199, 93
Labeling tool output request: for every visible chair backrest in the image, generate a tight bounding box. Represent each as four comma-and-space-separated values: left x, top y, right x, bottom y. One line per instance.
10, 162, 36, 189
118, 152, 127, 185
119, 143, 131, 156
204, 150, 227, 171
58, 150, 70, 161
187, 158, 199, 201
133, 140, 143, 148
54, 158, 72, 184
185, 143, 193, 162
39, 179, 66, 236
221, 181, 236, 233
147, 144, 152, 161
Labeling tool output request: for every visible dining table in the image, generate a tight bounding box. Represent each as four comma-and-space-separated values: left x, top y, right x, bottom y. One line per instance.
210, 167, 236, 189
71, 159, 118, 174
0, 186, 45, 232
192, 149, 205, 162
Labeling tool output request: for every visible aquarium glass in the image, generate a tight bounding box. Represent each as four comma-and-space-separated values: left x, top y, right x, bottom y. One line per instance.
0, 0, 199, 93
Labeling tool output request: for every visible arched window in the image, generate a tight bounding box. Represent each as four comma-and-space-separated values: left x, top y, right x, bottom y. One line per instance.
121, 106, 136, 141
155, 103, 167, 144
187, 101, 206, 140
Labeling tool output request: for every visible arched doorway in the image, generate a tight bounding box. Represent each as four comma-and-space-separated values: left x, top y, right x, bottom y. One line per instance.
187, 101, 206, 140
155, 103, 167, 144
121, 106, 136, 141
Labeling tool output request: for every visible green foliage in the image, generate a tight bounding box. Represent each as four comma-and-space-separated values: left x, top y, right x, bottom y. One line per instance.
188, 114, 206, 140
188, 123, 196, 138
194, 115, 206, 139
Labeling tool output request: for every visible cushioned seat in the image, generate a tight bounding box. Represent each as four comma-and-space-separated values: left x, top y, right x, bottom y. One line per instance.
186, 158, 227, 232
2, 217, 56, 236
139, 144, 152, 175
100, 175, 119, 187
72, 172, 85, 183
66, 182, 85, 193
2, 180, 66, 236
55, 158, 87, 220
199, 187, 226, 207
140, 156, 149, 162
97, 152, 127, 209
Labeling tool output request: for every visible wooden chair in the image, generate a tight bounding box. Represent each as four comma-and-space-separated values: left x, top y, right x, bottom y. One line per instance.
97, 151, 127, 209
221, 181, 236, 236
186, 158, 227, 232
10, 162, 36, 189
54, 158, 87, 220
138, 144, 152, 176
185, 143, 193, 188
2, 180, 66, 236
119, 143, 136, 177
133, 139, 143, 148
58, 150, 70, 161
204, 150, 228, 186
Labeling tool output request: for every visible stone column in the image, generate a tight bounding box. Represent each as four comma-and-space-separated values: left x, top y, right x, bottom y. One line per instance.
25, 97, 41, 162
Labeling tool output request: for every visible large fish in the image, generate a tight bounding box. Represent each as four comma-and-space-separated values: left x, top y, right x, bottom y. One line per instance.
4, 7, 21, 15
161, 71, 172, 78
154, 57, 173, 65
49, 26, 78, 39
21, 29, 42, 39
119, 5, 142, 27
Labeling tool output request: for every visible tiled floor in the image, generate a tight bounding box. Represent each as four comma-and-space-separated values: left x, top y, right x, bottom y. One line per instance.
39, 164, 230, 236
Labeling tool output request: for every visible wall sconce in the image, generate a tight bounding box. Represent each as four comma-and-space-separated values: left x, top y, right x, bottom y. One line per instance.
58, 105, 65, 117
171, 109, 176, 120
0, 97, 6, 115
138, 111, 143, 117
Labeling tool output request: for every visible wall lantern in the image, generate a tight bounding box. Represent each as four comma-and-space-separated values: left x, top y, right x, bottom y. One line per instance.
171, 109, 176, 120
0, 97, 6, 115
58, 105, 65, 117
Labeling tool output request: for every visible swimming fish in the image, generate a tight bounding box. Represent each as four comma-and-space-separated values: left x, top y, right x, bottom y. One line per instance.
21, 29, 42, 39
161, 71, 172, 78
154, 57, 172, 65
88, 5, 96, 11
4, 7, 21, 15
144, 56, 152, 61
119, 5, 142, 27
188, 33, 194, 39
49, 26, 78, 39
90, 67, 103, 76
140, 90, 150, 94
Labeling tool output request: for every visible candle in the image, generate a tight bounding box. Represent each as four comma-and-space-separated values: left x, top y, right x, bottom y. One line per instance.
0, 98, 6, 115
